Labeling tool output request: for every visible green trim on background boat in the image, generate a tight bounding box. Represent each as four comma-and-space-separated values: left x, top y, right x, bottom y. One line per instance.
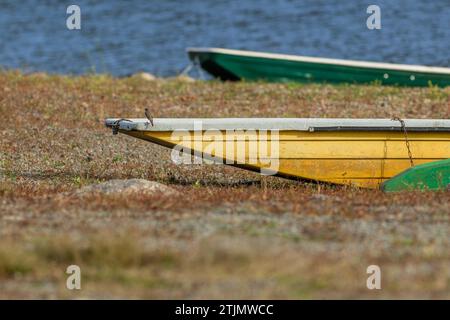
381, 159, 450, 192
187, 48, 450, 87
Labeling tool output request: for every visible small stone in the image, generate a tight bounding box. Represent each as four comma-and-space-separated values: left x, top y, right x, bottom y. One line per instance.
133, 72, 156, 81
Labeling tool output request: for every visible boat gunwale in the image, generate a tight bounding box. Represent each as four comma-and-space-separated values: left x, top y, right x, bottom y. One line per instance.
105, 118, 450, 132
186, 47, 450, 75
310, 126, 450, 132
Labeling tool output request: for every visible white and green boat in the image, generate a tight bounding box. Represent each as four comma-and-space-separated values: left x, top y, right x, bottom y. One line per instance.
187, 48, 450, 87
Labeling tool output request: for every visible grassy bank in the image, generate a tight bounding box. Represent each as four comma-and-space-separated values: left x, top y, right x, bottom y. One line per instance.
0, 71, 449, 298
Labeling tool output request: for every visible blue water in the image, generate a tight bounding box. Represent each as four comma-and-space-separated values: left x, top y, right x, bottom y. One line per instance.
0, 0, 448, 76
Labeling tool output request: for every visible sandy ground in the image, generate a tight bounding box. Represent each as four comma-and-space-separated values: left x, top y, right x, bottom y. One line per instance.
0, 72, 449, 299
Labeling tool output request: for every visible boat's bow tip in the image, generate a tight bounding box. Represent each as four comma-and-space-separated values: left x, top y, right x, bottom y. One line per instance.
104, 118, 140, 135
104, 118, 115, 128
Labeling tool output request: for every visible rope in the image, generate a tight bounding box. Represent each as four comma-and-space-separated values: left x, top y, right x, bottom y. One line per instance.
180, 63, 193, 76
194, 56, 205, 80
392, 117, 414, 167
179, 58, 204, 79
111, 118, 132, 135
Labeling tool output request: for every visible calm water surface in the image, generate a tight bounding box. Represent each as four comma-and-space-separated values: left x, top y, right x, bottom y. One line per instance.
0, 0, 448, 76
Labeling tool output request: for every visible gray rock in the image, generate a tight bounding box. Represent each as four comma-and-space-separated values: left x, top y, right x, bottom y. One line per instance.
74, 179, 177, 196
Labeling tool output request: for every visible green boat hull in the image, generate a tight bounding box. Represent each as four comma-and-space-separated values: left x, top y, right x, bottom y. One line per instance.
381, 159, 450, 192
188, 48, 450, 87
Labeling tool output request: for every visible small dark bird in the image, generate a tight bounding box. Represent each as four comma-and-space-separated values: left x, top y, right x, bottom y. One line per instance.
144, 108, 154, 126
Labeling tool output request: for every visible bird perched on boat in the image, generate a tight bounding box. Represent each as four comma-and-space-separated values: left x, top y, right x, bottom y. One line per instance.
144, 108, 154, 126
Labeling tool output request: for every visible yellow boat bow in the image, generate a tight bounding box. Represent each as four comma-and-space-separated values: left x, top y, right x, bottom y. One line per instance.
105, 118, 450, 188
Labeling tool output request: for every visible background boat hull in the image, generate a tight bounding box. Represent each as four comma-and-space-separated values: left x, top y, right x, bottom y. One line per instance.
189, 51, 450, 87
382, 159, 450, 192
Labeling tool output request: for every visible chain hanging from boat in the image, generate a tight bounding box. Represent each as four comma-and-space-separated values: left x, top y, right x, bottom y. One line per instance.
392, 117, 414, 167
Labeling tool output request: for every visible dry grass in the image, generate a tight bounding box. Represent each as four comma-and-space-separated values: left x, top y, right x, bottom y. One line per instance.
0, 71, 449, 298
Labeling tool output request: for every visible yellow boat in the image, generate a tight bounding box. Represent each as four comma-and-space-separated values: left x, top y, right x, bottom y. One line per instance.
105, 118, 450, 188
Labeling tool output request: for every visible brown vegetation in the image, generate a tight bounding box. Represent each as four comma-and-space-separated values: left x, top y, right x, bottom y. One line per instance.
0, 71, 449, 298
